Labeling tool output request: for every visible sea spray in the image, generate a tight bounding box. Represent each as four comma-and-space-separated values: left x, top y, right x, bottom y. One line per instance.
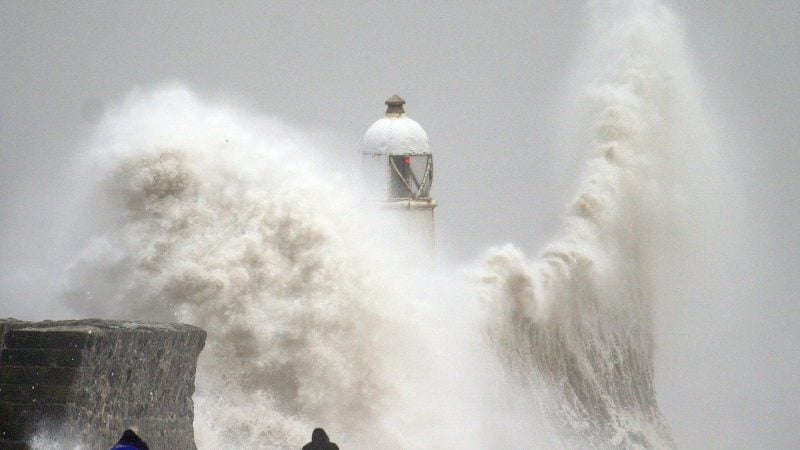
480, 1, 706, 448
56, 85, 556, 448
59, 87, 427, 448
50, 1, 727, 448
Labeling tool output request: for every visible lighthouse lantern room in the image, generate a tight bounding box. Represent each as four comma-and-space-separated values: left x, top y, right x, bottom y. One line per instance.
360, 95, 437, 253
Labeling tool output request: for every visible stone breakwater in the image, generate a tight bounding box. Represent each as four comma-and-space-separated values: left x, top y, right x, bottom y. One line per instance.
0, 319, 206, 449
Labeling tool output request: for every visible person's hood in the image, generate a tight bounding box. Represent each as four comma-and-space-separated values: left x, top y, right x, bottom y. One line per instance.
117, 429, 148, 449
119, 429, 143, 443
311, 428, 330, 443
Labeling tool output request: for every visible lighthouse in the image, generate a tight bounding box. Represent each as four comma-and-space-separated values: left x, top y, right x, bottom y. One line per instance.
360, 95, 437, 255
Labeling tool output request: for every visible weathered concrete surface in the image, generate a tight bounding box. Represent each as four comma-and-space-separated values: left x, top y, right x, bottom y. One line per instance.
0, 319, 206, 449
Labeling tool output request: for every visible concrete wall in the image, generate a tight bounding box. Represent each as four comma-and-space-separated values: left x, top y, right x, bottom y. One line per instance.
0, 319, 205, 449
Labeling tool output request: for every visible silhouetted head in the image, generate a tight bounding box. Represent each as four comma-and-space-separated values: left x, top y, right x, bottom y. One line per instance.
311, 428, 329, 443
119, 429, 144, 443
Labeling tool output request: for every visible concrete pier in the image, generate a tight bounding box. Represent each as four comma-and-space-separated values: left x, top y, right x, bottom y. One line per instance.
0, 319, 205, 449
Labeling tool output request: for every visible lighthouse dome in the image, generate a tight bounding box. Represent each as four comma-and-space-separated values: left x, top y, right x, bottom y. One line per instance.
361, 95, 430, 155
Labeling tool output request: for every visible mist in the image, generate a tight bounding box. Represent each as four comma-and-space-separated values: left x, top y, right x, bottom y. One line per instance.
1, 1, 798, 448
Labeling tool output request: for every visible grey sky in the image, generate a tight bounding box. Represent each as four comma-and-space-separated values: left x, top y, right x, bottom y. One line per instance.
1, 1, 798, 448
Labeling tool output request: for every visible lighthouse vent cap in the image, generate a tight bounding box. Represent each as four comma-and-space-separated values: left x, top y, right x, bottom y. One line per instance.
361, 95, 430, 155
385, 94, 406, 115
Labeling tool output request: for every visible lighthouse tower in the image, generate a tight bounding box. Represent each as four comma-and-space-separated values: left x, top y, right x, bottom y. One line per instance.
360, 95, 437, 254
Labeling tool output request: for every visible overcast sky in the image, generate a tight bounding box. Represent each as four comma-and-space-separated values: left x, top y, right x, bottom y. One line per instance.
1, 1, 798, 448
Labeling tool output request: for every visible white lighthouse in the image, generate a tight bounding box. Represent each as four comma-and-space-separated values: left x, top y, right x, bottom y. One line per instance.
360, 95, 437, 255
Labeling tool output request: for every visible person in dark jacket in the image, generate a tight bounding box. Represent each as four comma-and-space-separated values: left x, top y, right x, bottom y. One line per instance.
302, 427, 339, 450
110, 429, 149, 450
